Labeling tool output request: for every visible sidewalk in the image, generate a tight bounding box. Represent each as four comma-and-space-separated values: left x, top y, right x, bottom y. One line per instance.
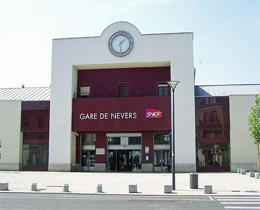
0, 171, 259, 195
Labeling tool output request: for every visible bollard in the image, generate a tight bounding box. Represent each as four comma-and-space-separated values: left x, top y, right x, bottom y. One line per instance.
255, 172, 259, 179
190, 173, 198, 189
240, 169, 246, 175
31, 183, 37, 191
0, 183, 8, 191
63, 184, 69, 192
204, 185, 212, 194
129, 185, 137, 193
97, 184, 102, 193
164, 185, 172, 193
249, 171, 255, 177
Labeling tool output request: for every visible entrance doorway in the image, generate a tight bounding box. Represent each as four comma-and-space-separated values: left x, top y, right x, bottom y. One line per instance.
107, 150, 141, 172
82, 150, 95, 171
154, 150, 170, 172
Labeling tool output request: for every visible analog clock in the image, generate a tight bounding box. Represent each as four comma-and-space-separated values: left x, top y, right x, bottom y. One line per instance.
108, 31, 134, 57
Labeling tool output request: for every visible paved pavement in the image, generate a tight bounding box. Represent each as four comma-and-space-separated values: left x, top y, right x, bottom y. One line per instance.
0, 171, 259, 195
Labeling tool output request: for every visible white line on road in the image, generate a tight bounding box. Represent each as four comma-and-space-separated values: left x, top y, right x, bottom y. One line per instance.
221, 202, 260, 205
208, 196, 214, 201
224, 207, 260, 209
216, 197, 260, 199
217, 199, 260, 202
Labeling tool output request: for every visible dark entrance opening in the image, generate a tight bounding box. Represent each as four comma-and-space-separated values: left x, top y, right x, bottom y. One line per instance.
107, 150, 141, 172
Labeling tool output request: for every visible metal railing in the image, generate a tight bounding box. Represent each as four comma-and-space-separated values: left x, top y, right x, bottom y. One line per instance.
73, 91, 169, 99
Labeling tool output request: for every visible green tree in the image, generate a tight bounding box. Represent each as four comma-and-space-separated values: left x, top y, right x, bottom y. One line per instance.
248, 94, 260, 173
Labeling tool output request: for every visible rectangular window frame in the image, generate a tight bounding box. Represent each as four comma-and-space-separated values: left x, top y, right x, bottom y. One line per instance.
80, 86, 91, 98
82, 133, 96, 146
107, 137, 121, 145
158, 84, 169, 96
129, 137, 141, 145
153, 133, 170, 145
118, 84, 129, 97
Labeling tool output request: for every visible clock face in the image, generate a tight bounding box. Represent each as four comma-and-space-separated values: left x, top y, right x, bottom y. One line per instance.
108, 31, 134, 57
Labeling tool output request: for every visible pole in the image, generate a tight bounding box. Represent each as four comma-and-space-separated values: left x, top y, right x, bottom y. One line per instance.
167, 80, 179, 191
172, 88, 175, 190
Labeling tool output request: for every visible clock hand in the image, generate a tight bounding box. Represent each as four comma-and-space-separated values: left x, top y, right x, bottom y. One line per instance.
118, 39, 126, 46
118, 39, 126, 54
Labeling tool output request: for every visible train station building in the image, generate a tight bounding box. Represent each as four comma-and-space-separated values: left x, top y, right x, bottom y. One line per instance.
0, 22, 259, 173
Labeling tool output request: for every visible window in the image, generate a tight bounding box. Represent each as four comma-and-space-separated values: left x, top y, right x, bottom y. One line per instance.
196, 143, 230, 167
129, 137, 141, 145
158, 84, 169, 96
38, 117, 45, 128
107, 137, 120, 145
210, 111, 218, 125
82, 134, 95, 145
154, 133, 170, 145
22, 144, 49, 167
118, 85, 129, 97
80, 86, 90, 98
203, 112, 209, 125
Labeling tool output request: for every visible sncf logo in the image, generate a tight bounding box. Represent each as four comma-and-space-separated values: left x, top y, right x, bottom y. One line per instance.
146, 109, 163, 119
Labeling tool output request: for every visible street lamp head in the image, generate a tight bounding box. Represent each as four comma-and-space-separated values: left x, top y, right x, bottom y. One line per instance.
167, 81, 180, 90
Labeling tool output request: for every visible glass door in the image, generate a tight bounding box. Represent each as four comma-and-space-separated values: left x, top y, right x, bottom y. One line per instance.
154, 150, 170, 172
131, 150, 142, 172
107, 150, 142, 172
82, 150, 95, 171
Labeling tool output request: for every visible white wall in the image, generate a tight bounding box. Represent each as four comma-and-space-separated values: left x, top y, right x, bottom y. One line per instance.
0, 101, 22, 170
170, 38, 195, 172
230, 95, 257, 172
50, 21, 195, 171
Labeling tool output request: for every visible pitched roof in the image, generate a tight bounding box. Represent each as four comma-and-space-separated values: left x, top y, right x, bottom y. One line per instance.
1, 84, 259, 100
195, 84, 260, 97
0, 87, 50, 101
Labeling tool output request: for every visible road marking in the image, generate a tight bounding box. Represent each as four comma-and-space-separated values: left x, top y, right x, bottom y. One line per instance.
215, 196, 260, 210
217, 199, 260, 202
208, 196, 214, 201
224, 207, 260, 209
221, 202, 260, 205
216, 197, 260, 199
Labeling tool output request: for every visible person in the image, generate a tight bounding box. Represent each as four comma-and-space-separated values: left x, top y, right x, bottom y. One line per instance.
119, 155, 124, 170
133, 156, 137, 169
165, 158, 172, 172
109, 154, 115, 171
129, 156, 133, 170
136, 154, 140, 169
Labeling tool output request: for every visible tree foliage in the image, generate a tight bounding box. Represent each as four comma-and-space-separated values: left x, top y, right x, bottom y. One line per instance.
248, 94, 260, 173
248, 95, 260, 145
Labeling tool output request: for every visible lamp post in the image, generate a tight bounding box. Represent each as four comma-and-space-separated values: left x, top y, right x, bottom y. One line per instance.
167, 81, 180, 190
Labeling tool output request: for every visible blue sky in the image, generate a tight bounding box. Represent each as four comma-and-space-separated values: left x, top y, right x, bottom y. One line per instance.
0, 0, 259, 88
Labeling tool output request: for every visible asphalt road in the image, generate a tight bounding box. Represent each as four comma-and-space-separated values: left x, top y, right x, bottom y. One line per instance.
0, 193, 259, 210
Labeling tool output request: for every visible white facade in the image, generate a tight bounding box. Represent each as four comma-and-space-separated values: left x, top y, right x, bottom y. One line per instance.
50, 21, 196, 172
0, 100, 22, 170
230, 95, 258, 172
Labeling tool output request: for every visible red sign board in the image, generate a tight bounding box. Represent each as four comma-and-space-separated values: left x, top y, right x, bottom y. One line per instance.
72, 97, 171, 132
